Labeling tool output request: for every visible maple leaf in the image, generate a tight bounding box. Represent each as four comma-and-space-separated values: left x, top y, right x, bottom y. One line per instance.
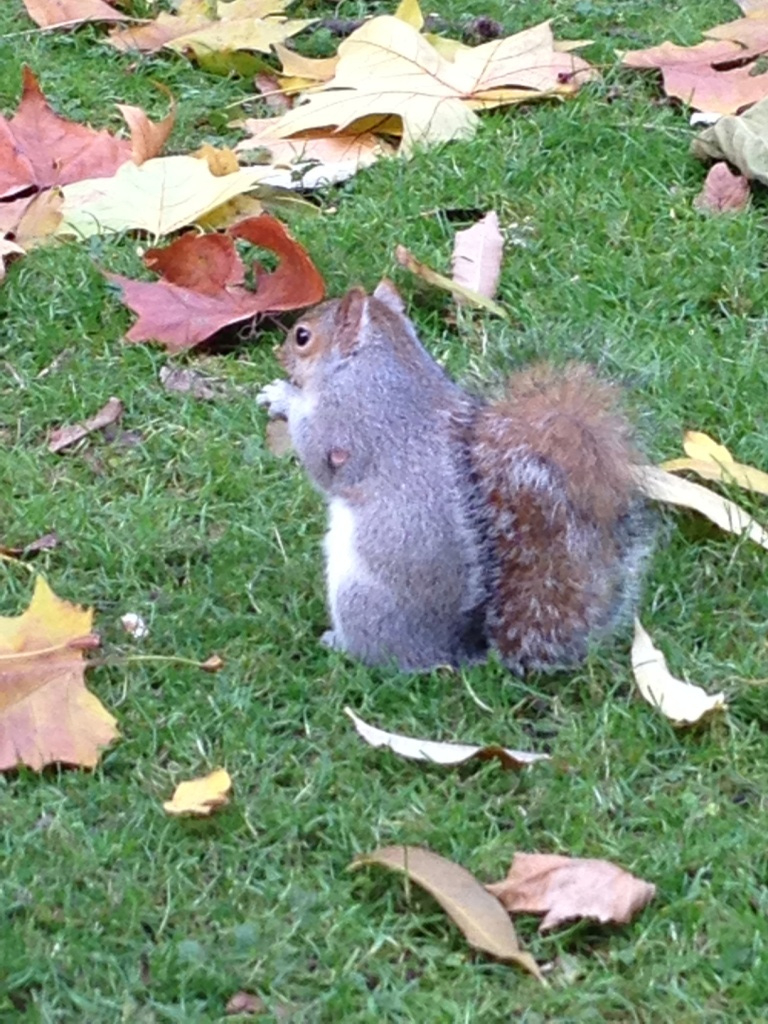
0, 576, 118, 771
0, 67, 173, 200
269, 17, 594, 155
57, 155, 277, 239
108, 0, 312, 70
106, 214, 325, 352
22, 0, 128, 28
487, 853, 656, 932
622, 10, 768, 114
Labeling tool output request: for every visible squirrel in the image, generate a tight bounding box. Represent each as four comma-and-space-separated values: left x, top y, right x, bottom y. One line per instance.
257, 281, 653, 674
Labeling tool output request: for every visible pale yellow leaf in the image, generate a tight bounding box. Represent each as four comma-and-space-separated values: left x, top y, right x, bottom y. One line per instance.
351, 845, 542, 978
394, 0, 424, 30
344, 707, 548, 768
682, 430, 734, 464
163, 768, 232, 816
631, 620, 726, 725
660, 431, 768, 496
635, 465, 768, 550
56, 156, 276, 239
451, 211, 504, 300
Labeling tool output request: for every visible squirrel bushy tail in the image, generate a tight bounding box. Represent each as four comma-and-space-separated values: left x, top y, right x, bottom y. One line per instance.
470, 363, 652, 673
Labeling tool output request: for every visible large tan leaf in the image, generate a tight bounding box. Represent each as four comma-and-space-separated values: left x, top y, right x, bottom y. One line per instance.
270, 17, 594, 154
487, 853, 656, 932
635, 465, 768, 550
344, 707, 548, 768
662, 431, 768, 495
631, 620, 726, 725
57, 155, 276, 238
351, 845, 541, 977
0, 576, 118, 771
692, 95, 768, 186
451, 211, 504, 300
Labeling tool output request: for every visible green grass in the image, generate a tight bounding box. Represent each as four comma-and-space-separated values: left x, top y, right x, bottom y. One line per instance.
2, 0, 768, 1020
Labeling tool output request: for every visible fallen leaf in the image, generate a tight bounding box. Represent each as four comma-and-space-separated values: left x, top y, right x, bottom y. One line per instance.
0, 236, 25, 281
163, 768, 232, 816
693, 161, 751, 212
344, 707, 548, 768
108, 0, 312, 66
635, 464, 768, 550
236, 118, 392, 188
622, 13, 768, 114
269, 17, 594, 155
692, 94, 768, 185
107, 214, 325, 352
0, 575, 118, 771
396, 245, 507, 316
662, 431, 768, 495
451, 211, 504, 300
0, 532, 59, 560
0, 67, 171, 200
48, 397, 123, 453
631, 620, 726, 725
14, 189, 64, 247
273, 41, 339, 92
201, 654, 224, 672
486, 852, 656, 932
351, 845, 541, 977
160, 365, 222, 401
226, 991, 266, 1016
22, 0, 128, 28
254, 73, 293, 115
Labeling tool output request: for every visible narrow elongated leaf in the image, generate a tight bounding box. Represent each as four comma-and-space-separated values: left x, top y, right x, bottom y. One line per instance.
351, 845, 542, 978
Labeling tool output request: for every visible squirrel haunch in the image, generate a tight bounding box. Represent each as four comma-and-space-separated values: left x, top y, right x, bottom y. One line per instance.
258, 282, 653, 674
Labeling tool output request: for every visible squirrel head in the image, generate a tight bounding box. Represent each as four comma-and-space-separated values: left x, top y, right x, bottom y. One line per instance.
278, 279, 414, 389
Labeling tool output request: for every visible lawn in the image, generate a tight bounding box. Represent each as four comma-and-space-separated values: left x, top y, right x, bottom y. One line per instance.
2, 0, 768, 1021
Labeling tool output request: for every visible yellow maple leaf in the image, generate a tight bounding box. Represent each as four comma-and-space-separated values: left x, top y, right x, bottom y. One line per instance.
0, 576, 118, 771
270, 17, 595, 155
163, 768, 232, 816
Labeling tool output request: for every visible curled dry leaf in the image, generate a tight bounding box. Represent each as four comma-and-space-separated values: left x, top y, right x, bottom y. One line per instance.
486, 852, 656, 932
163, 768, 232, 816
351, 845, 542, 978
0, 575, 118, 771
451, 211, 504, 300
692, 94, 768, 185
201, 654, 225, 673
0, 67, 171, 200
631, 620, 726, 725
662, 430, 768, 496
48, 397, 123, 453
344, 707, 548, 768
694, 161, 751, 213
107, 214, 324, 352
160, 365, 222, 401
22, 0, 128, 28
0, 531, 59, 560
225, 991, 266, 1016
396, 245, 507, 317
635, 464, 768, 551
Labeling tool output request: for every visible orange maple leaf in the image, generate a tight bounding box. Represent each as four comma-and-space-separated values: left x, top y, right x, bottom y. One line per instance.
0, 576, 118, 770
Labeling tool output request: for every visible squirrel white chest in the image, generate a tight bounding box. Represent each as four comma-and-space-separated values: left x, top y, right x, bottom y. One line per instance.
324, 499, 363, 620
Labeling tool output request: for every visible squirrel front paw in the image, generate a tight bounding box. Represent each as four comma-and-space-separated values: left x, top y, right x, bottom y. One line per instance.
256, 379, 297, 419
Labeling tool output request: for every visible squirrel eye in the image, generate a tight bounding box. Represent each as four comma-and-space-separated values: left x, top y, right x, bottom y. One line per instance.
294, 325, 312, 347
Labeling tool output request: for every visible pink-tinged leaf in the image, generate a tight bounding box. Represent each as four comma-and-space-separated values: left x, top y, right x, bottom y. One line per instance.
694, 161, 751, 212
48, 397, 123, 453
451, 211, 504, 300
22, 0, 129, 28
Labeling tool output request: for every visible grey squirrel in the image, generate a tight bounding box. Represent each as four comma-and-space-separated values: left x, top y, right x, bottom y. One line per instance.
257, 281, 653, 674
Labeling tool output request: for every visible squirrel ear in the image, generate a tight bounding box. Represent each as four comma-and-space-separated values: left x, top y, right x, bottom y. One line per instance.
372, 278, 405, 315
336, 287, 367, 352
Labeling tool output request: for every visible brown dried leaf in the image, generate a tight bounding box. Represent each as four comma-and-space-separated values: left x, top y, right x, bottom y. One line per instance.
22, 0, 129, 27
344, 707, 548, 769
107, 215, 325, 352
351, 845, 542, 977
694, 161, 751, 212
160, 365, 222, 401
48, 397, 123, 453
487, 852, 656, 932
0, 531, 59, 560
0, 575, 118, 771
451, 211, 504, 300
